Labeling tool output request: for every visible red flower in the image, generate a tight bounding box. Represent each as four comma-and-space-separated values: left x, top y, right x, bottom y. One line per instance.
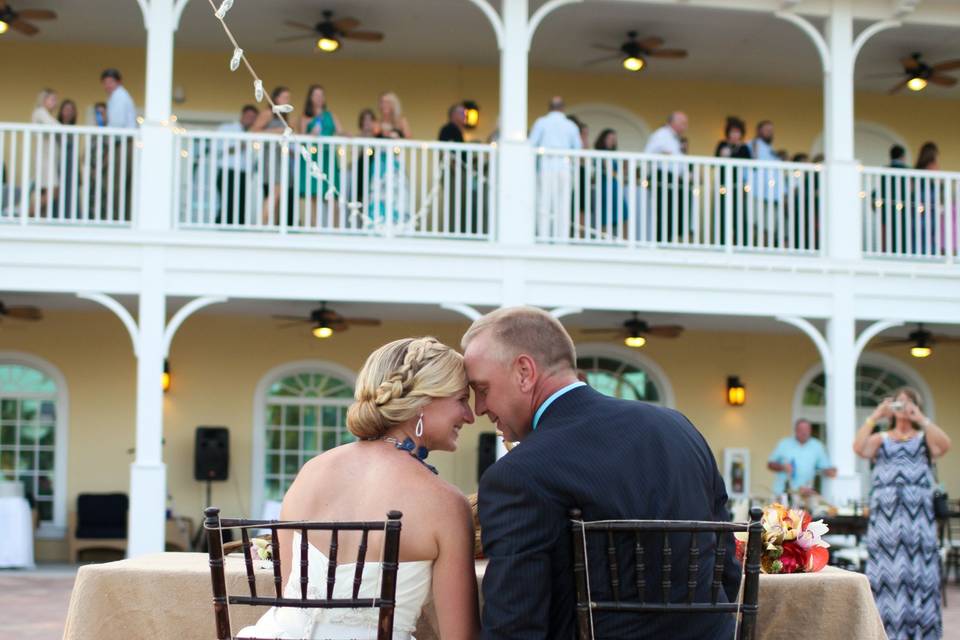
779, 541, 809, 574
805, 546, 829, 573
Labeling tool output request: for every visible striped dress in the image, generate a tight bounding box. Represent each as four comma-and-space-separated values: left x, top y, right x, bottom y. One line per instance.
866, 435, 942, 639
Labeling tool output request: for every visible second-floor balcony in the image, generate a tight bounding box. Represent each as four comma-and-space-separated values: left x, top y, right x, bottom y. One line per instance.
2, 122, 958, 265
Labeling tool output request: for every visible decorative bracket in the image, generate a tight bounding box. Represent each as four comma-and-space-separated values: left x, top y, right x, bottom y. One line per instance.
162, 296, 227, 357
78, 292, 141, 357
774, 11, 831, 73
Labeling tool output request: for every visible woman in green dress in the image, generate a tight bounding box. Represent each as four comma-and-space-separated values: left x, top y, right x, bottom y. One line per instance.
299, 85, 343, 220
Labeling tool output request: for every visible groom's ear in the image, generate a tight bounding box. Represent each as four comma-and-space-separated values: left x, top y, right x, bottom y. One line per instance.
515, 354, 537, 393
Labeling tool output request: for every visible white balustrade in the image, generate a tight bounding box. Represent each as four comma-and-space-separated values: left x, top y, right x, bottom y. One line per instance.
172, 131, 496, 240
861, 167, 958, 263
534, 148, 824, 255
0, 124, 140, 226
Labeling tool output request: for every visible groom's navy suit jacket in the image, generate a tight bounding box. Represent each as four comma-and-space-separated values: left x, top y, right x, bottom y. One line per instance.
478, 385, 740, 639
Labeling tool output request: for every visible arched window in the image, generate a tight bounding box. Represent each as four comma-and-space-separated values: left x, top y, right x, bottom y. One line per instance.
0, 354, 68, 535
576, 345, 673, 407
252, 362, 356, 516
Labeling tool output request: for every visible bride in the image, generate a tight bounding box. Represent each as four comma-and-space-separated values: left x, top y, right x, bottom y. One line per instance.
238, 337, 480, 639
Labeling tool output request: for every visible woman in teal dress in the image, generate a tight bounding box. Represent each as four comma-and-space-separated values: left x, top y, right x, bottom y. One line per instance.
299, 85, 342, 204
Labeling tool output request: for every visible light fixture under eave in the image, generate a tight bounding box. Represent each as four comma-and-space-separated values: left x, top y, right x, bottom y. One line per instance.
910, 345, 932, 358
726, 376, 745, 406
162, 360, 171, 393
907, 76, 928, 92
622, 55, 644, 72
0, 20, 9, 35
624, 334, 646, 348
463, 100, 480, 129
312, 324, 334, 339
317, 36, 340, 53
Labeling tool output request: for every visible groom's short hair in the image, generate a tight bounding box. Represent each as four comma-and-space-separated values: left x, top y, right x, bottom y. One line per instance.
461, 306, 576, 374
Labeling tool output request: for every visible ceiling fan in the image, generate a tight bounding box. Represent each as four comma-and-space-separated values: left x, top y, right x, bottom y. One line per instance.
883, 52, 960, 94
874, 323, 960, 358
0, 300, 43, 323
579, 313, 684, 348
272, 302, 381, 339
277, 10, 383, 53
0, 1, 56, 36
585, 31, 687, 73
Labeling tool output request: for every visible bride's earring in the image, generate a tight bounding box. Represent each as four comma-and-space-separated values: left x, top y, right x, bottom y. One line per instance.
415, 413, 424, 438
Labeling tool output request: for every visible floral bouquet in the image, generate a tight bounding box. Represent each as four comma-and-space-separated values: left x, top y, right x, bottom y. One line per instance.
735, 503, 830, 574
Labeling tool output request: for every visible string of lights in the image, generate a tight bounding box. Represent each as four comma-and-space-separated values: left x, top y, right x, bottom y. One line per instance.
205, 0, 469, 233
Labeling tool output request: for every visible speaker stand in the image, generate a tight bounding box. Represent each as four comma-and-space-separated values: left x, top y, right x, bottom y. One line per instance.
191, 479, 214, 552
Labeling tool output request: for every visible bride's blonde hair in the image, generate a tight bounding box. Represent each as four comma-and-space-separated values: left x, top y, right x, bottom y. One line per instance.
347, 337, 466, 439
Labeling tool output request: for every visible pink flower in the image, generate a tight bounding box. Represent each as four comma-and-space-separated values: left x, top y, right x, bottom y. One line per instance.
796, 519, 830, 550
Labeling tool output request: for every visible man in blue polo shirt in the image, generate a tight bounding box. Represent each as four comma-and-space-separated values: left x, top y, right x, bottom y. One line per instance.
768, 418, 836, 495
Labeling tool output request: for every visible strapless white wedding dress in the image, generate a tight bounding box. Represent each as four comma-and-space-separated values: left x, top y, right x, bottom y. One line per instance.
237, 532, 433, 639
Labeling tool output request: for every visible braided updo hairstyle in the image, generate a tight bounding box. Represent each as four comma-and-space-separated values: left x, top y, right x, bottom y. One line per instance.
347, 337, 467, 440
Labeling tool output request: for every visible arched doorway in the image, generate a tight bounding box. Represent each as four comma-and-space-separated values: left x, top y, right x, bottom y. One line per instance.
250, 361, 355, 518
810, 121, 910, 166
568, 104, 650, 152
0, 353, 68, 536
575, 344, 674, 407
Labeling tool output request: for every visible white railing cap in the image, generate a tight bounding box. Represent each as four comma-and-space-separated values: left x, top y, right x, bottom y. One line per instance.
0, 122, 141, 136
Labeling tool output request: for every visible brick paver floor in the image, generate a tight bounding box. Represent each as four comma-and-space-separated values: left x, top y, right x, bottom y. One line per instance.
2, 565, 959, 639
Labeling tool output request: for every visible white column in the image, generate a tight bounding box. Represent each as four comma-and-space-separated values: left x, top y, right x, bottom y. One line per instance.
127, 251, 167, 557
823, 0, 860, 261
496, 0, 536, 246
137, 0, 176, 233
824, 283, 860, 503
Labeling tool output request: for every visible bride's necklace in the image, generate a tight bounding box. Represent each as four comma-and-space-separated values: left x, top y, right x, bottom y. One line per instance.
380, 436, 438, 475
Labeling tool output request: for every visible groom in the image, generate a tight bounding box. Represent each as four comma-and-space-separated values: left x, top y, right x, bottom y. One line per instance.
462, 307, 741, 639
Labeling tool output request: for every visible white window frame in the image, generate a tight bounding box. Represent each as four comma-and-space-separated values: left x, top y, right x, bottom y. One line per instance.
0, 351, 69, 539
575, 343, 675, 408
250, 360, 356, 520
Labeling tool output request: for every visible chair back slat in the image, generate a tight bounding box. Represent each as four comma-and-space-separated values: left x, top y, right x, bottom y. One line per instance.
711, 530, 726, 605
377, 511, 403, 640
606, 530, 621, 602
353, 528, 369, 599
203, 508, 404, 640
569, 507, 764, 640
326, 529, 339, 599
270, 526, 282, 599
300, 527, 309, 600
661, 530, 672, 604
570, 509, 592, 639
634, 532, 645, 603
686, 532, 699, 603
203, 507, 232, 640
240, 528, 257, 598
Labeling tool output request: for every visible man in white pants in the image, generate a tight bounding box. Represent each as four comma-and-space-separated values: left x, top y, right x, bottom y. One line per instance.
529, 97, 581, 240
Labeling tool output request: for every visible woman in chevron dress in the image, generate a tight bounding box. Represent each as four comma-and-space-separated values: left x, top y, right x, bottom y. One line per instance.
854, 387, 951, 639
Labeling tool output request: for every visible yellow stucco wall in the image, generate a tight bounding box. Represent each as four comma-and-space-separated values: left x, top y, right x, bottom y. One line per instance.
1, 40, 958, 168
2, 310, 957, 561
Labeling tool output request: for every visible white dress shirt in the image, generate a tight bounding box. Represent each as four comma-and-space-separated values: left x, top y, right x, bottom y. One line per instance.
217, 121, 248, 171
529, 111, 581, 150
644, 124, 684, 156
107, 85, 138, 129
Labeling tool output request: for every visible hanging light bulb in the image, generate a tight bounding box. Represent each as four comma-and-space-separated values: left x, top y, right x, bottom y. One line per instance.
317, 36, 340, 52
254, 79, 264, 102
0, 20, 9, 35
230, 47, 243, 71
622, 56, 644, 72
910, 344, 932, 358
907, 76, 928, 92
624, 334, 646, 348
312, 322, 334, 339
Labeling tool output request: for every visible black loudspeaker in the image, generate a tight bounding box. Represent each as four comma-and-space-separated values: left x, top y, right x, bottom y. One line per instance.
194, 427, 229, 482
477, 432, 498, 483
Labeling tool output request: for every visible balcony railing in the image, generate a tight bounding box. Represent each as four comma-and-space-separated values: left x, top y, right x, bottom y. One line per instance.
0, 124, 140, 226
534, 148, 823, 255
173, 132, 496, 240
860, 166, 958, 263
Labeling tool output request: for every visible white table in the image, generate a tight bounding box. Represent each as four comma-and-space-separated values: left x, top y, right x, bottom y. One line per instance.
0, 495, 35, 568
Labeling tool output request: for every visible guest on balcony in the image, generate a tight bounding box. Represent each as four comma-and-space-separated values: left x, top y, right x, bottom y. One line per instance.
438, 103, 466, 143
914, 142, 941, 255
644, 111, 689, 243
438, 103, 473, 234
888, 144, 908, 169
530, 96, 581, 240
100, 69, 137, 220
594, 128, 627, 237
299, 85, 342, 217
29, 89, 60, 217
749, 120, 784, 244
215, 104, 258, 226
715, 116, 751, 246
93, 102, 107, 127
57, 99, 78, 217
377, 91, 411, 140
251, 86, 298, 226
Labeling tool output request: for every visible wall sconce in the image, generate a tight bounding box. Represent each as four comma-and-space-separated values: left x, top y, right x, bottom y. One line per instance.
463, 100, 480, 129
726, 376, 745, 406
162, 360, 171, 393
